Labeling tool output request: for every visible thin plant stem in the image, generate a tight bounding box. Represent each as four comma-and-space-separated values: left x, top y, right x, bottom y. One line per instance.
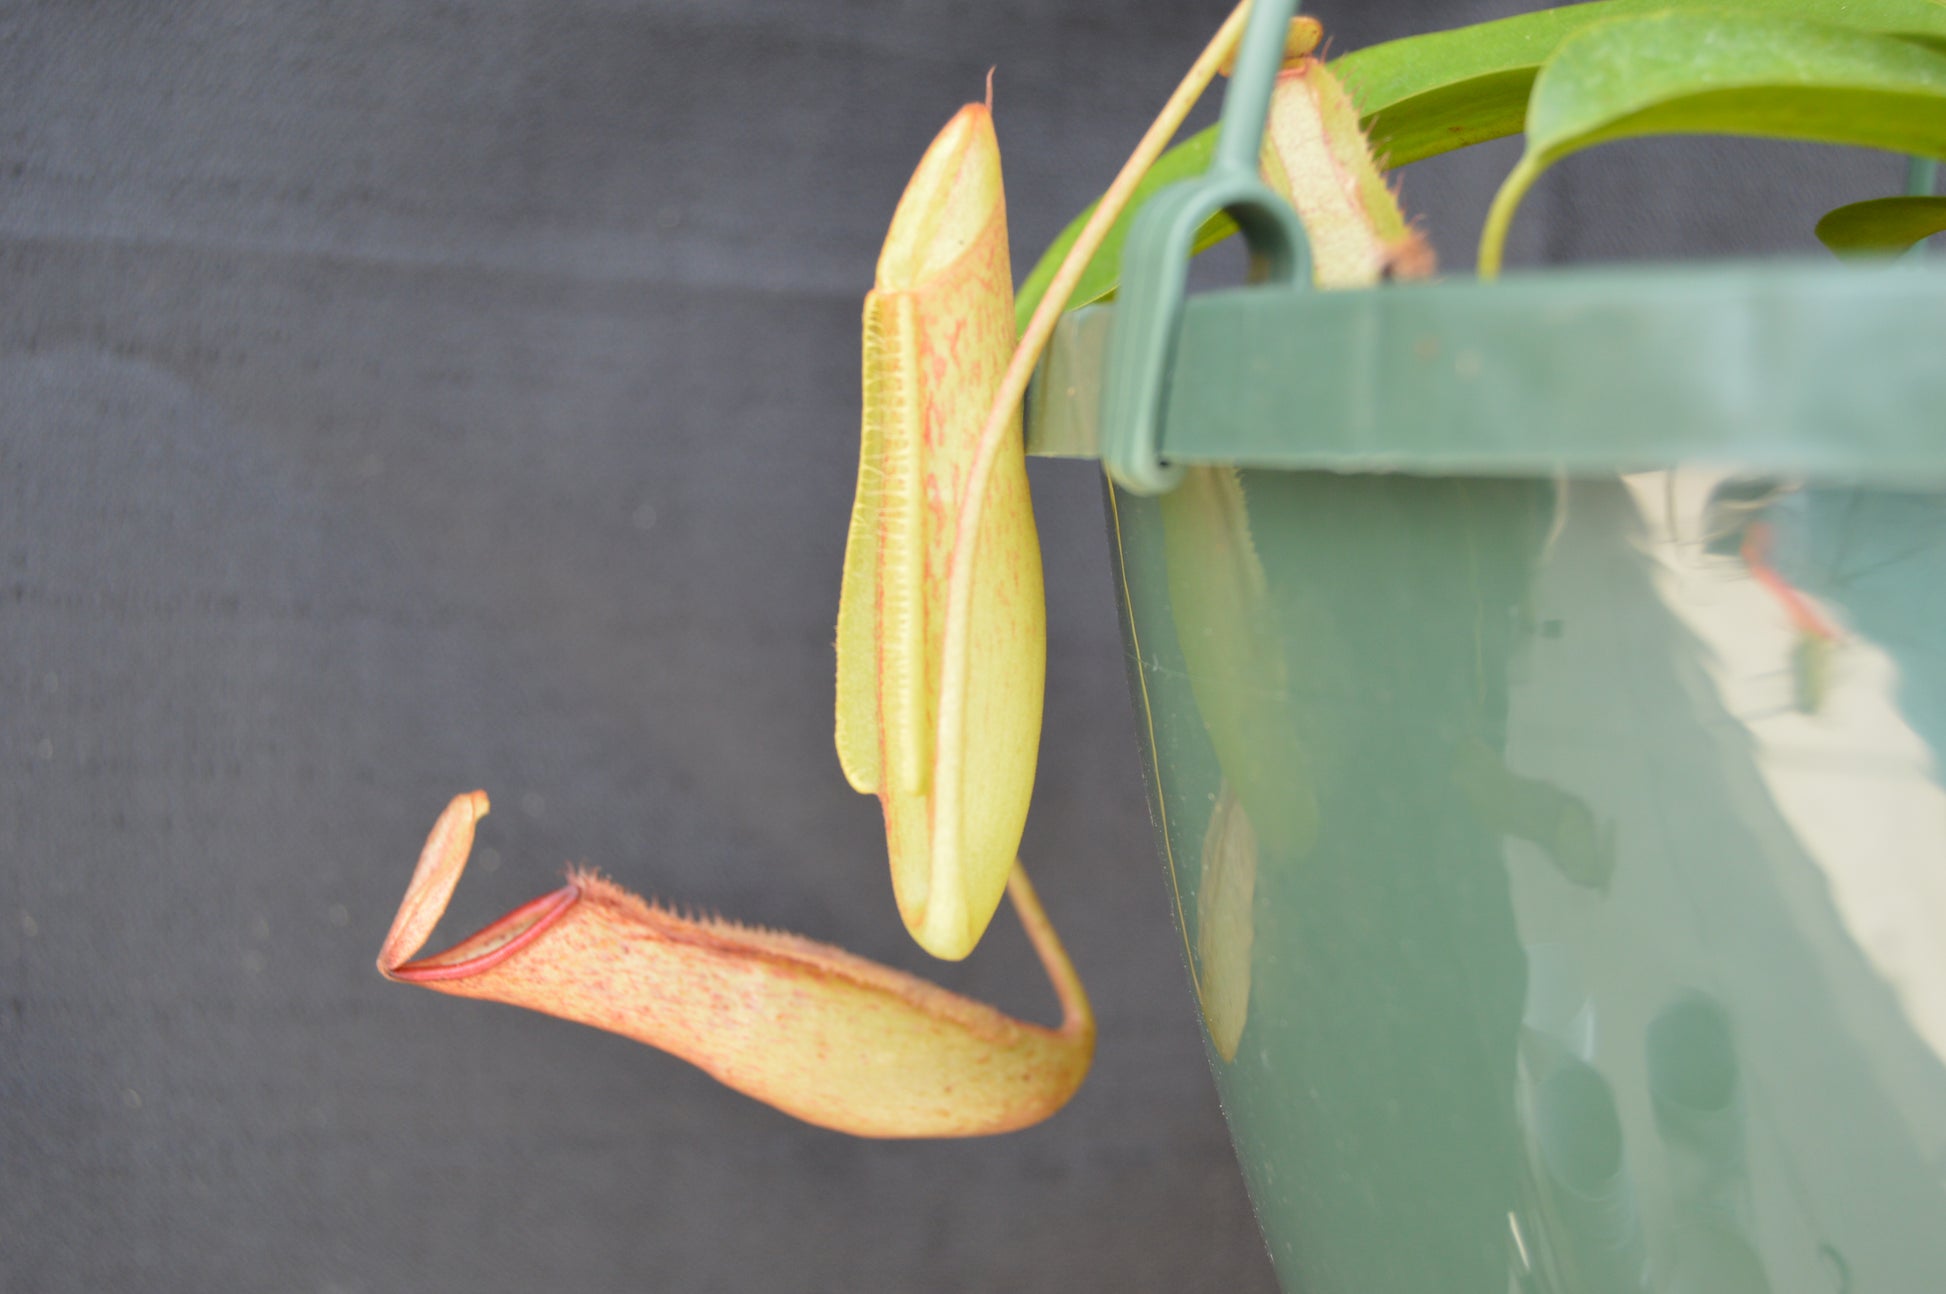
934, 1, 1255, 790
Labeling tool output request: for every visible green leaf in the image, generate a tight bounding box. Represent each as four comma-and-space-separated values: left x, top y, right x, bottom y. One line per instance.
1014, 130, 1222, 334
1479, 12, 1946, 275
1344, 0, 1946, 167
1016, 0, 1946, 325
1338, 0, 1635, 169
1815, 194, 1946, 257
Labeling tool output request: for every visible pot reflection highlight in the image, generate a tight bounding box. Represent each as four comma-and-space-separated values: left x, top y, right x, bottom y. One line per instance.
1109, 466, 1946, 1293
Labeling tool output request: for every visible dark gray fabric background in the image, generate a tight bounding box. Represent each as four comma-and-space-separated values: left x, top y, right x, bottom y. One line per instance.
0, 2, 1910, 1290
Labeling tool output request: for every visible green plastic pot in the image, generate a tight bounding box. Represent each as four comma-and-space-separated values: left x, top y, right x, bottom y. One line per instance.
1025, 2, 1946, 1290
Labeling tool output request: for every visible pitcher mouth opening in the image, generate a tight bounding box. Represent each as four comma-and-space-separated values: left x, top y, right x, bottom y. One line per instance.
385, 884, 580, 983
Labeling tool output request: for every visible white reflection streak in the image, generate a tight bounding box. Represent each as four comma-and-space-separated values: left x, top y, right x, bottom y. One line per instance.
1623, 469, 1946, 1066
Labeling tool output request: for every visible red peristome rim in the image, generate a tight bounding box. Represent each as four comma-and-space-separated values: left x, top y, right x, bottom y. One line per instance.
389, 884, 581, 983
1743, 522, 1839, 641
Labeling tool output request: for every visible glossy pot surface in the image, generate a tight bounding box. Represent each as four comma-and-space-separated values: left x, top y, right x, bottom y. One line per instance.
1106, 465, 1946, 1294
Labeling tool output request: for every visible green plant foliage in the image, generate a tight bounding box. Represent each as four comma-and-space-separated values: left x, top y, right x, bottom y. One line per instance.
1479, 11, 1946, 274
1815, 195, 1946, 257
1014, 130, 1226, 333
1345, 0, 1946, 168
1017, 0, 1946, 323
